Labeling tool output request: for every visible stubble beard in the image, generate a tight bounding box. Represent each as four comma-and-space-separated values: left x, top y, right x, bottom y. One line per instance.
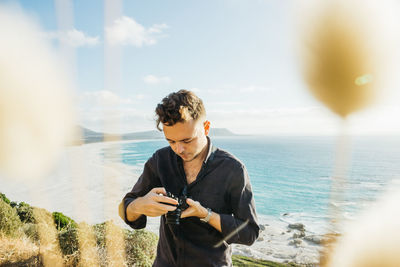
181, 151, 199, 163
181, 138, 208, 163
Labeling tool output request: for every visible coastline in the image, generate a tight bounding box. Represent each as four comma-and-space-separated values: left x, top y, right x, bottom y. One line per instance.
89, 140, 323, 264
143, 215, 322, 264
0, 139, 322, 265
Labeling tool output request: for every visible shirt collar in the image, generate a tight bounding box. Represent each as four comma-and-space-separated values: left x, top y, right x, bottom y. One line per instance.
204, 136, 217, 163
174, 136, 217, 165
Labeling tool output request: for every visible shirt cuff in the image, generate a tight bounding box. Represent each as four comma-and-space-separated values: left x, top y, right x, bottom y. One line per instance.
219, 214, 240, 244
123, 197, 147, 229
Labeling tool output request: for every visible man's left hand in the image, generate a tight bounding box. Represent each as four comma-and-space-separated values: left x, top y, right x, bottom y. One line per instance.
180, 198, 208, 219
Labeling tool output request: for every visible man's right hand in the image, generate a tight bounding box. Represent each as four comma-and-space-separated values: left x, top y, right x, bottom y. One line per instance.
126, 187, 178, 221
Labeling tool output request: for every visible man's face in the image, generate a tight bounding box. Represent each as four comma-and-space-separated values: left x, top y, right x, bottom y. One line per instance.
163, 119, 208, 162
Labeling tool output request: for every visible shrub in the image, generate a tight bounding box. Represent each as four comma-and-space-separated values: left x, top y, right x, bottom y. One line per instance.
22, 223, 39, 242
232, 255, 300, 267
124, 229, 158, 267
53, 212, 77, 230
15, 202, 36, 224
1, 198, 158, 267
0, 192, 10, 204
0, 198, 23, 237
93, 222, 107, 249
93, 221, 158, 267
58, 226, 79, 256
0, 235, 40, 266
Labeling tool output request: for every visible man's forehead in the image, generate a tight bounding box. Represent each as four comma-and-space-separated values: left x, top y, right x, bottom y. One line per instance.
163, 119, 201, 141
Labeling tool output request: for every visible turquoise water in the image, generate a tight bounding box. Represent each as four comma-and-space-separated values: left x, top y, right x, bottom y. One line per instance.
104, 136, 400, 233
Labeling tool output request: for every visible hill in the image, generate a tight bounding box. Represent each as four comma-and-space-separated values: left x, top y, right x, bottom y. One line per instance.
0, 192, 301, 267
75, 126, 237, 144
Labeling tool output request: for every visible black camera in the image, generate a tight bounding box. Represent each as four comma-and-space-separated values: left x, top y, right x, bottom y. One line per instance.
164, 189, 189, 225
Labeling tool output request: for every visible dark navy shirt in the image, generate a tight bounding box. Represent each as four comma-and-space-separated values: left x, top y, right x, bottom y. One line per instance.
122, 138, 259, 267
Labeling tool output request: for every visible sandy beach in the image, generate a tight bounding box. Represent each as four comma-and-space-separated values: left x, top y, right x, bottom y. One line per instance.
0, 140, 322, 265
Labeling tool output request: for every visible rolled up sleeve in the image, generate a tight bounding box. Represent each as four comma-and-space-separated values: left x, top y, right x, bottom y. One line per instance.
122, 154, 161, 229
220, 164, 259, 245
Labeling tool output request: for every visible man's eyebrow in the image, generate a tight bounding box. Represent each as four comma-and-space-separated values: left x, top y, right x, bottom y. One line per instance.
166, 137, 193, 142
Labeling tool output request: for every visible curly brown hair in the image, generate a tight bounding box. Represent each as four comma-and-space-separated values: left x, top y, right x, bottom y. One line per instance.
155, 90, 206, 131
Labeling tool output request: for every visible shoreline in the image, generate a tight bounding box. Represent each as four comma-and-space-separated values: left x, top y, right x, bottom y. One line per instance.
143, 215, 322, 264
1, 140, 322, 265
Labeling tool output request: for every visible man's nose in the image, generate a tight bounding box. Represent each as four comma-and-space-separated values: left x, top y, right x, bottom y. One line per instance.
176, 143, 184, 154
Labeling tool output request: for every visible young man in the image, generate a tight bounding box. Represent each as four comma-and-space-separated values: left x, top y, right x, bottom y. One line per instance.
121, 90, 259, 267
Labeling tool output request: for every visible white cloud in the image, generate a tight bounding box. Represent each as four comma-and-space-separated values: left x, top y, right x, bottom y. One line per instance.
77, 91, 155, 133
189, 87, 232, 95
143, 74, 171, 85
76, 91, 157, 133
79, 90, 133, 106
189, 85, 271, 95
208, 106, 322, 118
206, 103, 400, 135
148, 23, 168, 33
207, 106, 341, 135
190, 88, 202, 93
43, 29, 99, 47
239, 85, 271, 93
105, 16, 168, 46
135, 94, 147, 100
77, 106, 156, 134
209, 101, 242, 106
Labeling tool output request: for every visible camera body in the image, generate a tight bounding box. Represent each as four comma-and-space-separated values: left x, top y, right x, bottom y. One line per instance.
165, 191, 189, 225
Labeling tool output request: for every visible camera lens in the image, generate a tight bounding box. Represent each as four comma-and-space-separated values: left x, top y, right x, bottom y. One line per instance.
164, 189, 189, 225
166, 208, 181, 225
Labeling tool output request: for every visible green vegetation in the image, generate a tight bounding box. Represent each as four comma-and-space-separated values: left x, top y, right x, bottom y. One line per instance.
0, 198, 23, 237
53, 211, 77, 230
0, 192, 10, 205
15, 201, 36, 224
123, 228, 158, 266
58, 225, 79, 256
232, 255, 301, 267
93, 222, 158, 267
0, 192, 304, 267
0, 192, 158, 267
21, 222, 39, 241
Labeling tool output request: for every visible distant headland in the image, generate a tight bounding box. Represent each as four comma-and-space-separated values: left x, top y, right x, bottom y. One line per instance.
73, 126, 238, 145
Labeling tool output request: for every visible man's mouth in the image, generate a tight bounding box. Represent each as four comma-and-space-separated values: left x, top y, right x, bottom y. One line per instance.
179, 153, 192, 160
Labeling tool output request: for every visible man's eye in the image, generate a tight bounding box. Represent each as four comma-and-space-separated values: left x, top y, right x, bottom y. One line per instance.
183, 140, 192, 144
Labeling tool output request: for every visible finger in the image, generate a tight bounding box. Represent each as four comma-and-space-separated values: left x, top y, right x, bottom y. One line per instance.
155, 195, 178, 205
180, 208, 193, 218
180, 210, 188, 218
157, 203, 177, 212
186, 198, 196, 206
147, 205, 176, 217
151, 187, 167, 195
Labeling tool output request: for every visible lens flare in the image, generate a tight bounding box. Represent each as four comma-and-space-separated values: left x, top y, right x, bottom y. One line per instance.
297, 0, 394, 118
0, 5, 76, 180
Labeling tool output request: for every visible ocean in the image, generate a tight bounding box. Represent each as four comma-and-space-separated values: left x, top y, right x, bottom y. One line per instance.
2, 135, 400, 263
2, 135, 399, 236
104, 135, 400, 235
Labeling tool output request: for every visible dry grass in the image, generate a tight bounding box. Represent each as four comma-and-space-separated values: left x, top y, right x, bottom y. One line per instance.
1, 193, 157, 266
77, 222, 101, 266
299, 0, 386, 118
33, 208, 64, 267
0, 235, 39, 265
105, 221, 126, 267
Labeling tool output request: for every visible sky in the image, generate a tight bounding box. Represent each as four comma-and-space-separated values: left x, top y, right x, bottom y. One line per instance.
5, 0, 400, 135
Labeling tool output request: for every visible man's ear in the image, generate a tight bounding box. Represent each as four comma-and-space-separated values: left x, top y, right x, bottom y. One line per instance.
204, 120, 210, 136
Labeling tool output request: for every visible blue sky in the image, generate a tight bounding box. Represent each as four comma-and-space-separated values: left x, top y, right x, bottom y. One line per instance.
6, 0, 400, 135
